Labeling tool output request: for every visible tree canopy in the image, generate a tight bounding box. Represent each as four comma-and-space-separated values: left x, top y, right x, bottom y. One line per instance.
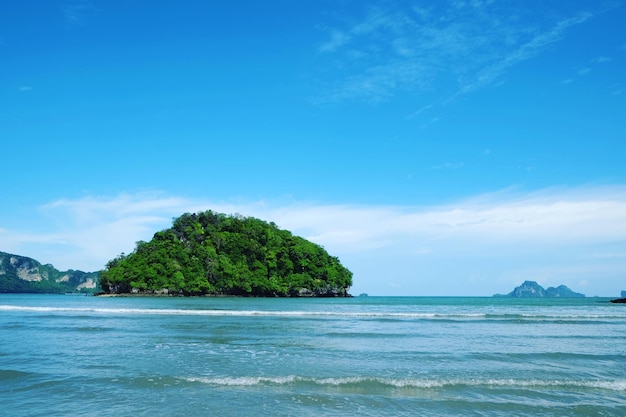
99, 211, 352, 297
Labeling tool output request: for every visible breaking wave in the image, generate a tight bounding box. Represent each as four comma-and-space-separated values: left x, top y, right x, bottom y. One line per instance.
1, 305, 625, 322
183, 375, 626, 391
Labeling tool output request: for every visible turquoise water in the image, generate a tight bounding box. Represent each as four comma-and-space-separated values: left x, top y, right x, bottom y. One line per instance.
1, 294, 625, 416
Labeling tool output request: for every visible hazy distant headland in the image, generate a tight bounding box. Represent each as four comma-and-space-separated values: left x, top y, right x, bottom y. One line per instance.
494, 280, 585, 298
0, 251, 98, 293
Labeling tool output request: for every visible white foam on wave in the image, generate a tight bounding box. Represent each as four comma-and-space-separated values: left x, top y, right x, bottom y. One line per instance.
186, 376, 299, 386
0, 305, 477, 318
183, 375, 626, 391
2, 305, 625, 321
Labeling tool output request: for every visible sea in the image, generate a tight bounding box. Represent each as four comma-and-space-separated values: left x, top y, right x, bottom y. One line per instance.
1, 294, 625, 416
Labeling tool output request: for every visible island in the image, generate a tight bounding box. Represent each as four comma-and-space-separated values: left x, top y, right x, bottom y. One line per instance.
494, 280, 585, 298
98, 210, 353, 297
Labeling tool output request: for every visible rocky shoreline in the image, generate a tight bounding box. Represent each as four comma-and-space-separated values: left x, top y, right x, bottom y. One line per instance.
94, 287, 353, 298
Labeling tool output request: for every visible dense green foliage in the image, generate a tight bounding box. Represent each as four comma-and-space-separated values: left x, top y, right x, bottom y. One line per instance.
99, 211, 352, 297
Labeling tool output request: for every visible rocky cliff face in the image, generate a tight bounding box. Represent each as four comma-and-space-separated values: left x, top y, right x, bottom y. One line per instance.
495, 280, 585, 298
0, 251, 99, 293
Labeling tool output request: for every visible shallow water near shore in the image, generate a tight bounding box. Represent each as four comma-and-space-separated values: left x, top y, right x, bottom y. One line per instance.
1, 294, 625, 416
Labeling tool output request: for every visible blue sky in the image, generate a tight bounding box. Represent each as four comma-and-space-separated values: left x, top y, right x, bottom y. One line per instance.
2, 0, 626, 296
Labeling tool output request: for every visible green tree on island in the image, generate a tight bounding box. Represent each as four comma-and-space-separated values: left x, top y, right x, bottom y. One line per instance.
99, 211, 352, 297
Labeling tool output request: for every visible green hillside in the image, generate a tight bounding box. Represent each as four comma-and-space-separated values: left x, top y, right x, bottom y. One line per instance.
99, 211, 352, 297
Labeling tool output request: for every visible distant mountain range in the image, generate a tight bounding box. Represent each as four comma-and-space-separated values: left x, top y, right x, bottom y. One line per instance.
494, 280, 585, 298
0, 251, 98, 293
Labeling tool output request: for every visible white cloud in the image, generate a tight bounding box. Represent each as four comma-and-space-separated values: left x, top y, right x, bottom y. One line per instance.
2, 186, 626, 295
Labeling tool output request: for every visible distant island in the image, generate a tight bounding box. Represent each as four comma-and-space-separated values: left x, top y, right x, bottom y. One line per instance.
0, 251, 98, 293
494, 280, 585, 298
98, 211, 352, 297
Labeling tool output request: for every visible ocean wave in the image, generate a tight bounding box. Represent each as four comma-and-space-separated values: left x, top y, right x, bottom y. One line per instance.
0, 369, 36, 380
183, 375, 626, 391
2, 305, 625, 321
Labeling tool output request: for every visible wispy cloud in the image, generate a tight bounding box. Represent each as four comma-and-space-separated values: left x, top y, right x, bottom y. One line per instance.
563, 53, 617, 85
315, 1, 609, 105
452, 11, 594, 97
62, 0, 96, 26
18, 86, 33, 92
319, 29, 351, 53
2, 186, 626, 295
407, 104, 432, 119
431, 162, 464, 170
611, 83, 624, 96
592, 56, 613, 64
